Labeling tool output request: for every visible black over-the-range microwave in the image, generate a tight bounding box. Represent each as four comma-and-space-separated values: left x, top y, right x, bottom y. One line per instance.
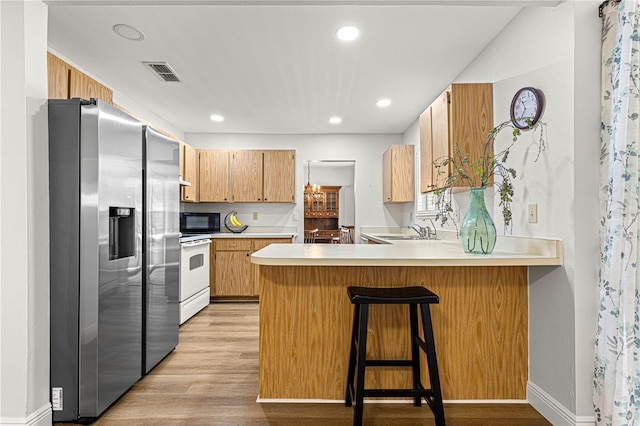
180, 212, 220, 235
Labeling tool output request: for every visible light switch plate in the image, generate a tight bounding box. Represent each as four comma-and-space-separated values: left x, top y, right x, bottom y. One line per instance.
528, 204, 538, 223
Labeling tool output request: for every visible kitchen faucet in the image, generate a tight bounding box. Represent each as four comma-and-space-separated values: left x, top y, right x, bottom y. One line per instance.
426, 218, 438, 239
408, 223, 427, 238
409, 219, 438, 239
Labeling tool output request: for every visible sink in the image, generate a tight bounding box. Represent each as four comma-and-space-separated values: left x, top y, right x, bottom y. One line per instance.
370, 234, 441, 241
374, 234, 426, 240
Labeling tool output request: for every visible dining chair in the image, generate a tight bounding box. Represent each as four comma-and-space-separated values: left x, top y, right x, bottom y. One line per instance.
304, 228, 318, 243
339, 227, 351, 244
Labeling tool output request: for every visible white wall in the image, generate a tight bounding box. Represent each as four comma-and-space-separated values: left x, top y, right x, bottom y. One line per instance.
403, 2, 599, 423
0, 1, 51, 425
572, 2, 602, 420
402, 118, 421, 224
185, 133, 403, 241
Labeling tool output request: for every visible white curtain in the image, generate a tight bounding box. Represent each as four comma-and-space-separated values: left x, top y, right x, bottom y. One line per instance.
595, 1, 640, 424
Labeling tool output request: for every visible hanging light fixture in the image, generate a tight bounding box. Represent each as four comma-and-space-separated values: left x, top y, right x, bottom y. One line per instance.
304, 163, 322, 201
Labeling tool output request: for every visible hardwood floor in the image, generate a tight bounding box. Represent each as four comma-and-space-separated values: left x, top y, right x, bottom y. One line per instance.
80, 303, 551, 425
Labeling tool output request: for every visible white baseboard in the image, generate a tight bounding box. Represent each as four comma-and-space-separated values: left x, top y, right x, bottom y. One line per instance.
257, 397, 528, 404
528, 381, 595, 426
0, 403, 52, 426
257, 398, 344, 403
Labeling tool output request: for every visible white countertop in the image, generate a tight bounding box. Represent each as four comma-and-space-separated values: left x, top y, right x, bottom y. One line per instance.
251, 232, 563, 267
180, 232, 296, 243
211, 232, 296, 239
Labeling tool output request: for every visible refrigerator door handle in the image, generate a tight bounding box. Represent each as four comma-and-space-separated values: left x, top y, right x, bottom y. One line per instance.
109, 217, 118, 259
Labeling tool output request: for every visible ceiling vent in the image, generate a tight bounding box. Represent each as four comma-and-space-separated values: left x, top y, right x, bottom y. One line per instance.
143, 62, 181, 82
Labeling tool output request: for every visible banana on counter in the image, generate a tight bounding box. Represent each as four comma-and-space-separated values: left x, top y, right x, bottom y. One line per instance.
224, 211, 248, 233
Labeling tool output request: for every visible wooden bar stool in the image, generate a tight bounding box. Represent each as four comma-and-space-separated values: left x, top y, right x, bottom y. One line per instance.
344, 286, 445, 426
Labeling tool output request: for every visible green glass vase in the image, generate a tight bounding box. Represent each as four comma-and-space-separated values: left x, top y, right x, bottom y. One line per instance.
460, 187, 496, 254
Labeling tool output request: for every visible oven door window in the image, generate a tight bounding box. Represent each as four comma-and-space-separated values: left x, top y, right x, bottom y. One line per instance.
189, 253, 204, 270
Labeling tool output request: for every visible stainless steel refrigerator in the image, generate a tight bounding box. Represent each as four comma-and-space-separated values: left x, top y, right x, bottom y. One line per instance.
49, 99, 179, 422
142, 125, 180, 375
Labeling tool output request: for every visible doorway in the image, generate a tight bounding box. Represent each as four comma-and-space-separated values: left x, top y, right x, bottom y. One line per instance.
303, 160, 355, 243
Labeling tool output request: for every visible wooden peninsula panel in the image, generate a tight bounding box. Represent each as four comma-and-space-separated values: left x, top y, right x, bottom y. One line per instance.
258, 264, 528, 401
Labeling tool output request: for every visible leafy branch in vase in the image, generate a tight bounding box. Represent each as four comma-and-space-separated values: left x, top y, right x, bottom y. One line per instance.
432, 118, 547, 233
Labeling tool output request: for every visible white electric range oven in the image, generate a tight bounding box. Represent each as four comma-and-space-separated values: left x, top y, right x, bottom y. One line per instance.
179, 235, 211, 324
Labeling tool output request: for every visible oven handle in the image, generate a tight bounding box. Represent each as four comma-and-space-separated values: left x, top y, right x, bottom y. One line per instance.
181, 239, 212, 248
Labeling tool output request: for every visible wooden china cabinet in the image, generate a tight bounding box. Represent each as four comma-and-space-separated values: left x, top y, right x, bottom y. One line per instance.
304, 186, 340, 242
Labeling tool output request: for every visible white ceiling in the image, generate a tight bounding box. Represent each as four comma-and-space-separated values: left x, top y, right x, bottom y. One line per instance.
45, 1, 562, 135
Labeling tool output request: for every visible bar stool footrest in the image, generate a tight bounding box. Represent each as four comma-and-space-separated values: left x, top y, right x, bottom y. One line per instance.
363, 388, 434, 399
366, 359, 413, 367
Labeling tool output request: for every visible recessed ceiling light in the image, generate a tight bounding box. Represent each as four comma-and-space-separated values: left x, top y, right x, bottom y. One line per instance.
113, 24, 145, 41
336, 26, 359, 42
210, 114, 224, 122
376, 99, 392, 108
329, 117, 342, 124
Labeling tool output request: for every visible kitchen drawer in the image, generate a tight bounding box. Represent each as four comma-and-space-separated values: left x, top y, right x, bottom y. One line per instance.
215, 239, 252, 251
252, 238, 293, 251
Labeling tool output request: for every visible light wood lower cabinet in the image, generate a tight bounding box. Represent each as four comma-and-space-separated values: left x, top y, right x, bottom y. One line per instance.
213, 239, 253, 297
211, 237, 292, 298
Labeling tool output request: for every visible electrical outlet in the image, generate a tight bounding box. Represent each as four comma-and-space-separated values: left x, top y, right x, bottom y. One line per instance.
528, 204, 538, 223
253, 212, 259, 221
292, 211, 299, 221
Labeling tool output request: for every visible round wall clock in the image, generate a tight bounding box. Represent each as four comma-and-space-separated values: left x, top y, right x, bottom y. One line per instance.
510, 87, 544, 130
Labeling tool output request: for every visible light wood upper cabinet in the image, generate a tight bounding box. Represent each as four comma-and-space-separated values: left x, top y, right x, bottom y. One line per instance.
263, 150, 295, 203
228, 149, 296, 204
47, 52, 113, 104
232, 150, 264, 202
199, 150, 231, 202
420, 83, 493, 193
69, 68, 113, 105
178, 141, 185, 177
182, 143, 199, 202
383, 145, 415, 203
420, 93, 447, 193
181, 149, 297, 204
47, 52, 70, 99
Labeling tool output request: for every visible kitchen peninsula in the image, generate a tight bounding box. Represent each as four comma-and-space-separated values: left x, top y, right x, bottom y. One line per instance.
252, 234, 562, 401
